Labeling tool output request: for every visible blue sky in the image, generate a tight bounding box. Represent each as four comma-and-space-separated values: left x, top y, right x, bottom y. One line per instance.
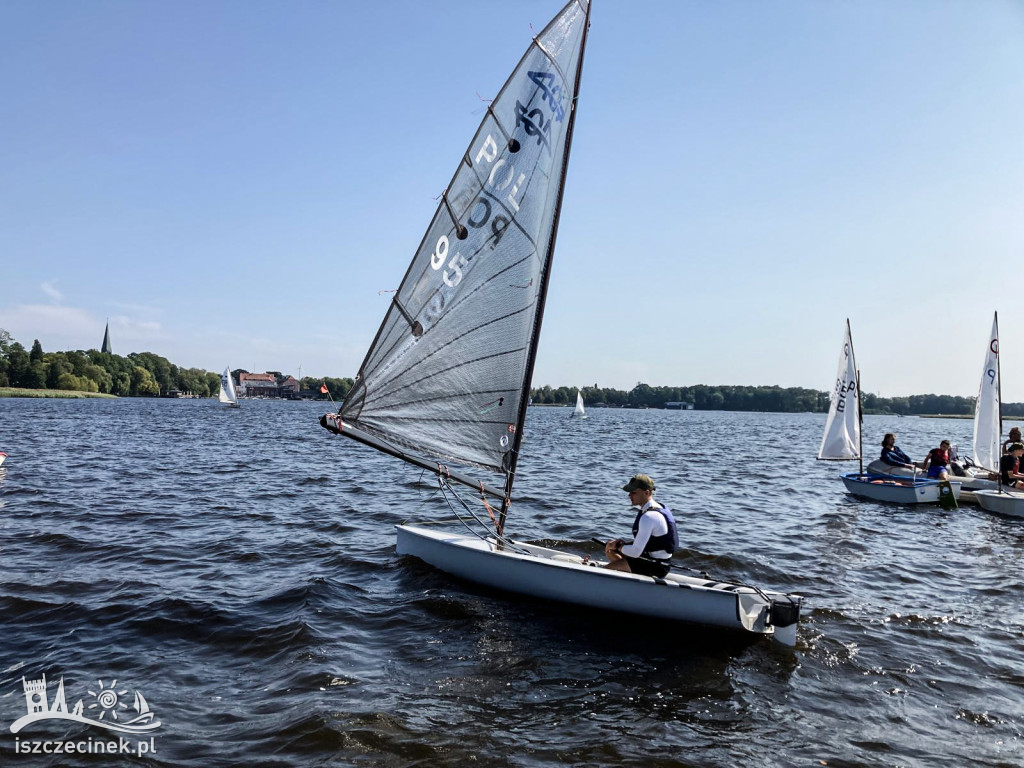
3, 1, 1023, 399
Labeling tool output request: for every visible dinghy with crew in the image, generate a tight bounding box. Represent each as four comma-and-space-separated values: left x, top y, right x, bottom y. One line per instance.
818, 321, 961, 506
319, 0, 802, 645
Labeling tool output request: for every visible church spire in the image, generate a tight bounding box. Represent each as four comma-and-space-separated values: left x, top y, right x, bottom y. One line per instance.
101, 321, 112, 354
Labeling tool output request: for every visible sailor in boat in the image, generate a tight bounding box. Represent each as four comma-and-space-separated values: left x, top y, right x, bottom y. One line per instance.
922, 440, 953, 481
999, 442, 1024, 488
603, 474, 678, 578
1002, 427, 1023, 456
879, 433, 916, 470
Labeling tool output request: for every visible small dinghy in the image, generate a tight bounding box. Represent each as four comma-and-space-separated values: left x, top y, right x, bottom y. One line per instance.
972, 489, 1024, 518
841, 473, 962, 506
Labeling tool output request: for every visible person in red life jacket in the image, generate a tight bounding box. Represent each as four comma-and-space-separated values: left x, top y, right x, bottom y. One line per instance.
999, 442, 1024, 487
922, 439, 953, 480
604, 474, 678, 578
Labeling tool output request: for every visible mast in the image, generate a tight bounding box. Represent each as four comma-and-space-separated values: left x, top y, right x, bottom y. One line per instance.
996, 311, 1002, 449
995, 311, 1003, 495
498, 0, 592, 533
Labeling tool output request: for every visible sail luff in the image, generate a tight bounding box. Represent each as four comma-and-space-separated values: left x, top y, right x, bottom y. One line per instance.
972, 312, 1000, 472
498, 0, 592, 531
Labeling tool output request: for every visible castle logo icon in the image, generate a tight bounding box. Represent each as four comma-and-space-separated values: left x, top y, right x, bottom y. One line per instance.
11, 674, 161, 735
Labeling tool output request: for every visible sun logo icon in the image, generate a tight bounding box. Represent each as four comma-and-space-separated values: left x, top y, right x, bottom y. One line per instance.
87, 679, 129, 721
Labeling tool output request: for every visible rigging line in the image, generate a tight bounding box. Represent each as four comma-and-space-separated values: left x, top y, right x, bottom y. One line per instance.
438, 477, 529, 554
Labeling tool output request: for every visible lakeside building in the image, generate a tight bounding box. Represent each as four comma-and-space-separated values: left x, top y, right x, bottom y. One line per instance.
238, 372, 277, 397
234, 372, 306, 399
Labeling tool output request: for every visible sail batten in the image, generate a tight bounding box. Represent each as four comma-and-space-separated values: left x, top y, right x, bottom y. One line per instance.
337, 0, 590, 480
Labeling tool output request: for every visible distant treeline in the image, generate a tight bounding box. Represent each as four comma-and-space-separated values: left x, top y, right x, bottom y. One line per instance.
0, 330, 219, 396
4, 329, 1022, 415
532, 383, 1024, 418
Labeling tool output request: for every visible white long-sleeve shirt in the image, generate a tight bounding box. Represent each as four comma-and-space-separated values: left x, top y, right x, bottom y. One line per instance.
620, 501, 672, 560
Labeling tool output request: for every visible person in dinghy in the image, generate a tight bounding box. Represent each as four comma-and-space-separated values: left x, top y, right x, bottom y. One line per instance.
922, 440, 953, 481
604, 474, 678, 578
999, 442, 1024, 488
879, 433, 916, 470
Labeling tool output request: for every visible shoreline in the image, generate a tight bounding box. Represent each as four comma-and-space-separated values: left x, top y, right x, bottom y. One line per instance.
0, 388, 117, 399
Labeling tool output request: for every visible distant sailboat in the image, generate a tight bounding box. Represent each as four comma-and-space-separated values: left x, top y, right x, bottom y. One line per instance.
571, 390, 587, 419
219, 367, 240, 408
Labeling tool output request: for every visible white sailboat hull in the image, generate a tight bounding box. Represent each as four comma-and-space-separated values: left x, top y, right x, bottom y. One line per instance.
841, 473, 962, 504
973, 490, 1024, 518
396, 524, 801, 645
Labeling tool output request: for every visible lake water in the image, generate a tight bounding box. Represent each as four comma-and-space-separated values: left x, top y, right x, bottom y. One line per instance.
1, 398, 1021, 766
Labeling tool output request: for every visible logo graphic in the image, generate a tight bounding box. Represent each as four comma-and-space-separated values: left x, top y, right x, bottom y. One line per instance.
11, 674, 161, 735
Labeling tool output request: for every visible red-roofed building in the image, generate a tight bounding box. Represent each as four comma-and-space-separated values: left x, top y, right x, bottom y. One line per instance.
238, 372, 277, 397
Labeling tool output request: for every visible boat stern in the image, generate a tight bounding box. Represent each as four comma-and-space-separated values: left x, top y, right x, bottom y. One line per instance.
768, 595, 802, 646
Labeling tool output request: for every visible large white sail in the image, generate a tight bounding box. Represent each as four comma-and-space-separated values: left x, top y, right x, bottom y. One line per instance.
972, 312, 1000, 471
219, 367, 238, 406
818, 320, 860, 461
334, 0, 589, 476
573, 390, 586, 418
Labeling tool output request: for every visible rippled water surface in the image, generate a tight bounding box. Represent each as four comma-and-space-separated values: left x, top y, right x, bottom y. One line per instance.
1, 399, 1022, 766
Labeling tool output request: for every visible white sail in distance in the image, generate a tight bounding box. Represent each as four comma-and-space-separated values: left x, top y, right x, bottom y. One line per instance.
972, 312, 1000, 471
573, 390, 586, 418
818, 320, 860, 461
219, 367, 238, 405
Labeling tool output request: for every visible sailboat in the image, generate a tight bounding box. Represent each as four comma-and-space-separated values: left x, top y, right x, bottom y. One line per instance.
819, 321, 961, 506
865, 315, 1000, 502
0, 451, 6, 467
219, 367, 240, 408
571, 390, 587, 419
318, 0, 801, 644
971, 314, 1024, 516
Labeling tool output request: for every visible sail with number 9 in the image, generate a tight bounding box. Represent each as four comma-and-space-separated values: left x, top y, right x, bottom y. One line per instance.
326, 0, 590, 496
